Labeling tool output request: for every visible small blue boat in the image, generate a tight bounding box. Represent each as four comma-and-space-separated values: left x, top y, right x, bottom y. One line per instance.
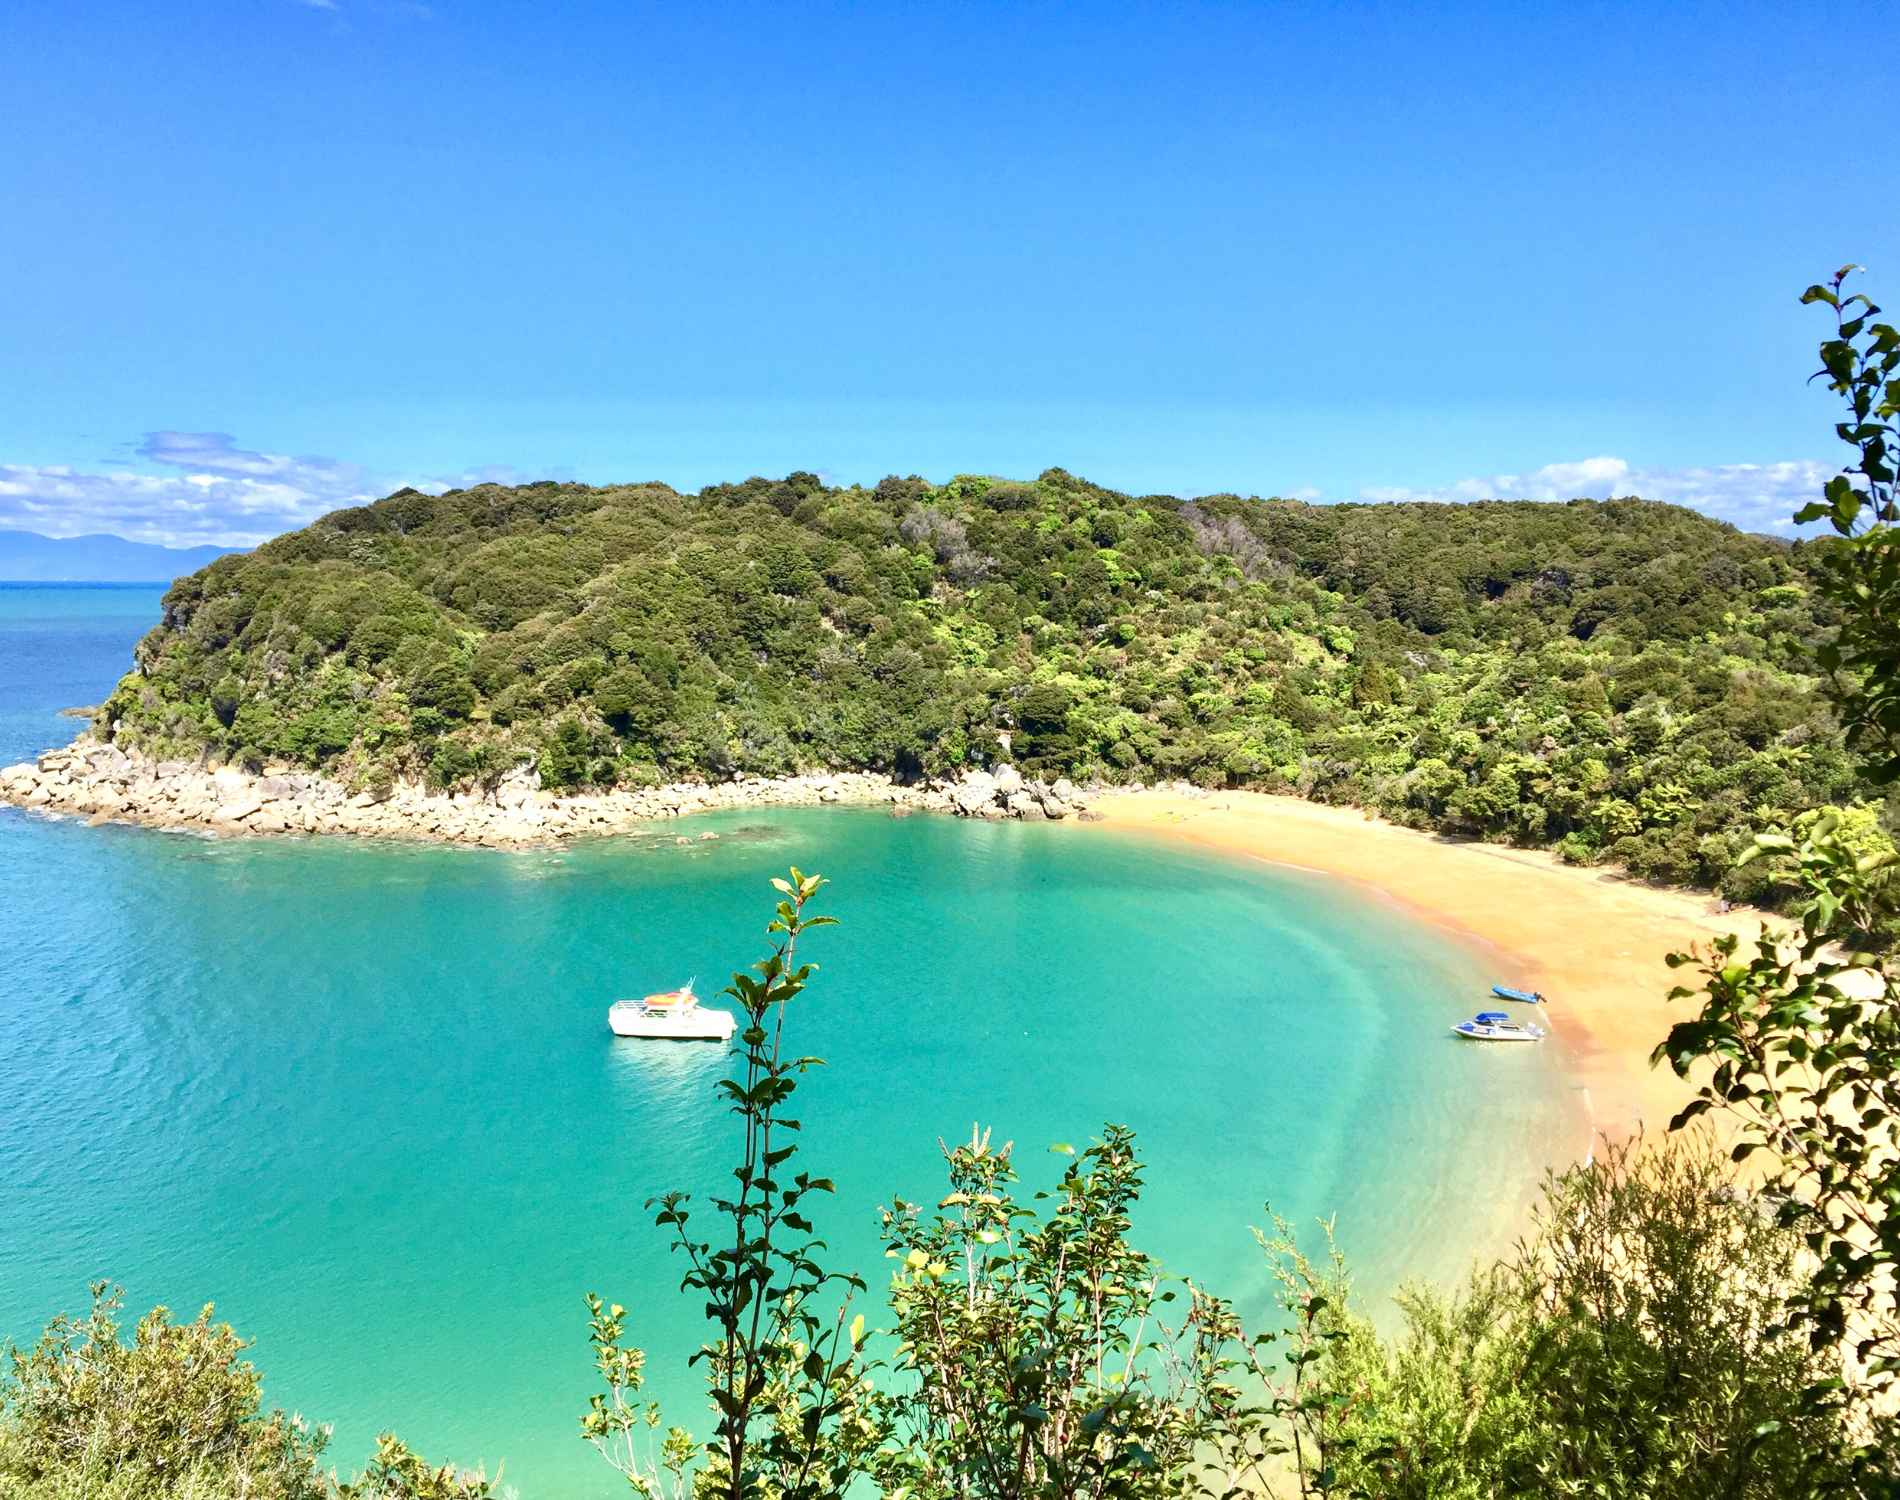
1492, 984, 1545, 1005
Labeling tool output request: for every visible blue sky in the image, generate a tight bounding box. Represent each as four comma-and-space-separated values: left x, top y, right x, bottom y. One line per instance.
1, 0, 1891, 546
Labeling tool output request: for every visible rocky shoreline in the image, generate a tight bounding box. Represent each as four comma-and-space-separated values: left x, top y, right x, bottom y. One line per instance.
0, 738, 1097, 848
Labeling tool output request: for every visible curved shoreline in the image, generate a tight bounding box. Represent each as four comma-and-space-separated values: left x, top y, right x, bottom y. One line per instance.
2, 738, 1755, 1151
3, 740, 1768, 1289
1083, 787, 1770, 1153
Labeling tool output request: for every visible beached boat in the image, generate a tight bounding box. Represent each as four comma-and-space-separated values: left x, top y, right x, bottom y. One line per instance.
1453, 1010, 1545, 1043
1491, 984, 1545, 1004
607, 981, 735, 1041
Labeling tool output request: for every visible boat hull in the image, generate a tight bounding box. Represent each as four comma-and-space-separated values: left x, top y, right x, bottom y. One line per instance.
1452, 1022, 1544, 1042
608, 1005, 735, 1041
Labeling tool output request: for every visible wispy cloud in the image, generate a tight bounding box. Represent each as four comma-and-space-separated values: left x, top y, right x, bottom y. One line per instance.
1351, 456, 1837, 534
0, 434, 558, 548
0, 433, 1847, 550
0, 432, 382, 548
293, 0, 339, 10
134, 430, 367, 488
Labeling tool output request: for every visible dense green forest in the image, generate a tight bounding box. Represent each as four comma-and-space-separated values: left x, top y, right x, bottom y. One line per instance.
103, 469, 1880, 897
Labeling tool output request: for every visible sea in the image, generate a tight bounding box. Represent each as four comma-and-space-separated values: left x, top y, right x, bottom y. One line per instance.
0, 583, 1583, 1495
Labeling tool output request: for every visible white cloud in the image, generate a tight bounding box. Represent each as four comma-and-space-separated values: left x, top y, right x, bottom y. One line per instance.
1351, 456, 1838, 533
0, 432, 382, 548
0, 433, 562, 549
0, 431, 1848, 551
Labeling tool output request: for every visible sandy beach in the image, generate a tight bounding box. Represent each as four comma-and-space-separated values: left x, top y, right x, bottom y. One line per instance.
1092, 787, 1774, 1154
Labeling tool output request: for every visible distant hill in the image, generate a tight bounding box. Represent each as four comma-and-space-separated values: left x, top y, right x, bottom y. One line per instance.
0, 529, 244, 583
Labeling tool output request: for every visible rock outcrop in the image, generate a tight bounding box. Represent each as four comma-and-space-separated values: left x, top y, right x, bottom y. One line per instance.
925, 767, 1095, 822
0, 742, 1097, 846
0, 740, 917, 848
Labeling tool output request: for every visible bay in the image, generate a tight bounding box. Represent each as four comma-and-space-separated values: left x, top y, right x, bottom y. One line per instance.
0, 584, 1581, 1494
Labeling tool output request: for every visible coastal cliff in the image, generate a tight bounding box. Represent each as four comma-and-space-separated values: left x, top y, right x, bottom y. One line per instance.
0, 739, 1095, 847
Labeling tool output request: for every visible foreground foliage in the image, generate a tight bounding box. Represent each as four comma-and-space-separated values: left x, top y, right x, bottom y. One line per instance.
874, 1124, 1252, 1500
102, 469, 1887, 899
1658, 269, 1900, 1488
584, 870, 880, 1500
0, 1285, 332, 1500
0, 1286, 491, 1500
1282, 1136, 1861, 1498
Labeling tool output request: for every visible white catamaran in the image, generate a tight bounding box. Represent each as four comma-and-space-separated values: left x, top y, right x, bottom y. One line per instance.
607, 980, 736, 1041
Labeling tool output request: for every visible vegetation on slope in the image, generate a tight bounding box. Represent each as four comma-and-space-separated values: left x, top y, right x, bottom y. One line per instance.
105, 470, 1881, 898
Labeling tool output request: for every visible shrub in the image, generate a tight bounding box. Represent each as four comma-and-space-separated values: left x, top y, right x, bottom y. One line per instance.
1278, 1136, 1857, 1497
0, 1284, 332, 1500
875, 1126, 1252, 1500
0, 1289, 494, 1498
538, 717, 594, 790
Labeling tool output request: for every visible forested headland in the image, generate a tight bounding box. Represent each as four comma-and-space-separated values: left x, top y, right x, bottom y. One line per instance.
104, 469, 1881, 901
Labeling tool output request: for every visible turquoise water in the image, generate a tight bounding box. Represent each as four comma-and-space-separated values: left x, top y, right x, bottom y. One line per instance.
0, 585, 1583, 1495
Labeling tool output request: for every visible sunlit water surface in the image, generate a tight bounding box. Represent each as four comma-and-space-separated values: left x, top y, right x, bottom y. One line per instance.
0, 584, 1583, 1494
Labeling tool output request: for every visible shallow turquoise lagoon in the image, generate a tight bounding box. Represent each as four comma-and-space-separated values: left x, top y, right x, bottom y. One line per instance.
0, 585, 1583, 1494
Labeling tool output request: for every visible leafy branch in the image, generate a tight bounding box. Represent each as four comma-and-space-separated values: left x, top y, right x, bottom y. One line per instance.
583, 869, 882, 1500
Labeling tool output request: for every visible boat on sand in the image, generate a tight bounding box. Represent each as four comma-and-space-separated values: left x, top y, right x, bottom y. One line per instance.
1491, 984, 1546, 1004
608, 981, 735, 1041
